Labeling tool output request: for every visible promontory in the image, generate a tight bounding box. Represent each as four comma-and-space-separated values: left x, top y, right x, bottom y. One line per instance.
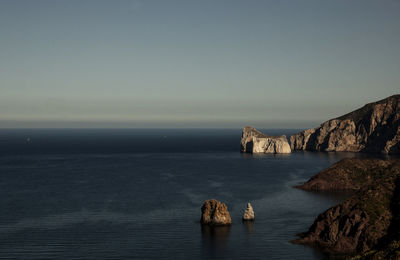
294, 158, 400, 258
290, 94, 400, 154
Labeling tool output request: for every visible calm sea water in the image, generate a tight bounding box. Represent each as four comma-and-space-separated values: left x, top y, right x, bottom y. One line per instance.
0, 129, 371, 259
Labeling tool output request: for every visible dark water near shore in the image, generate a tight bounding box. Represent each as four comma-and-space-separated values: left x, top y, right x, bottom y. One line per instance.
0, 129, 377, 259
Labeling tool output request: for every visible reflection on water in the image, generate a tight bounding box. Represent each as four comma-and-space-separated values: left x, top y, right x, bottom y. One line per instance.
242, 220, 254, 234
240, 150, 394, 162
201, 225, 231, 258
242, 153, 292, 159
301, 150, 400, 161
243, 150, 400, 162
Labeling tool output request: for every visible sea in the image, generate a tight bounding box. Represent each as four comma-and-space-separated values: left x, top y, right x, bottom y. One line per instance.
0, 128, 377, 259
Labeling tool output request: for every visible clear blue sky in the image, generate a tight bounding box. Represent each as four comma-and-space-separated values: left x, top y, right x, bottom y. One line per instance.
0, 0, 399, 128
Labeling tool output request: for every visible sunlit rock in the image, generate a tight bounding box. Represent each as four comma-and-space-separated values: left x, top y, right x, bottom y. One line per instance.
240, 126, 291, 154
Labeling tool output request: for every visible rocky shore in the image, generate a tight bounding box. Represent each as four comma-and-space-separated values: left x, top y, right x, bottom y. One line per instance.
294, 158, 400, 257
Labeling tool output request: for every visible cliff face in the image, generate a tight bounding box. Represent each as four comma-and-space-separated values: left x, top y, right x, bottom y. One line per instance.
290, 95, 400, 154
294, 159, 400, 255
240, 126, 291, 154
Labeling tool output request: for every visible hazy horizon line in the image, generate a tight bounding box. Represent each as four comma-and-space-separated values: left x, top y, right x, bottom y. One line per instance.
0, 119, 320, 129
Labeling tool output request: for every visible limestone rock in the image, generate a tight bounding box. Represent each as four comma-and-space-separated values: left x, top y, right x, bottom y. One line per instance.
200, 199, 232, 226
240, 126, 291, 154
290, 94, 400, 154
242, 202, 255, 221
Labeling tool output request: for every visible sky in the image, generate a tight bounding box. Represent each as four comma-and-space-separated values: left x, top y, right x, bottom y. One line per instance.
0, 0, 399, 128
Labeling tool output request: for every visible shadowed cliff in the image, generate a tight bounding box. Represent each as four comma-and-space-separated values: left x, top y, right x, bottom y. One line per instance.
293, 158, 400, 257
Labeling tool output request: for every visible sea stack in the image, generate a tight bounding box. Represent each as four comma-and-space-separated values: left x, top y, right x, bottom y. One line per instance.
200, 199, 232, 226
242, 202, 255, 221
240, 126, 291, 154
290, 94, 400, 154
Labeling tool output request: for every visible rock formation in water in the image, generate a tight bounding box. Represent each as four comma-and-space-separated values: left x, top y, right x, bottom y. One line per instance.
290, 94, 400, 154
240, 126, 291, 154
200, 199, 232, 226
293, 158, 400, 255
242, 202, 255, 221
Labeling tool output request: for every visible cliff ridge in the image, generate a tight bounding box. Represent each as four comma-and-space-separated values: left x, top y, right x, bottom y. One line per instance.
290, 95, 400, 154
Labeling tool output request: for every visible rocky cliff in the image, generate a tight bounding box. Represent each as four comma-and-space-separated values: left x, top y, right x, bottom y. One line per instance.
294, 158, 400, 255
240, 126, 291, 154
296, 158, 394, 191
290, 95, 400, 154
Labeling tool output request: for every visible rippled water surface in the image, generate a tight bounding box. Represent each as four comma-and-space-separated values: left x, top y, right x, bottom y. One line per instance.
0, 129, 370, 259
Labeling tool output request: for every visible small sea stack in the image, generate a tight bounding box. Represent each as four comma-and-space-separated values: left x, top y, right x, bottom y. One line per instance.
200, 199, 232, 226
242, 202, 255, 221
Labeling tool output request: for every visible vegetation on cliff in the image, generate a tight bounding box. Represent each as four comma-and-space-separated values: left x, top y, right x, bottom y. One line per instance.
294, 158, 400, 256
296, 158, 396, 191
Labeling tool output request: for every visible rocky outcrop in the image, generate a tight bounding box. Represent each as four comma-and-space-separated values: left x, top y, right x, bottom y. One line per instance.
296, 158, 394, 191
294, 159, 400, 255
242, 202, 255, 221
240, 126, 291, 154
200, 199, 232, 226
290, 95, 400, 154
